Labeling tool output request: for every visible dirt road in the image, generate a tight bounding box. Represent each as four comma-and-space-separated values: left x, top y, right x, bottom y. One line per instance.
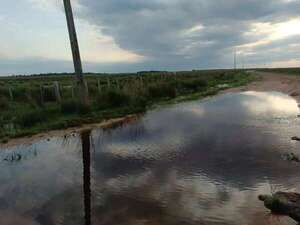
223, 71, 300, 103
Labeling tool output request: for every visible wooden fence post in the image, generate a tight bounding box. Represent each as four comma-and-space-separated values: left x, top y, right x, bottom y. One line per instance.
97, 79, 101, 93
107, 78, 111, 89
140, 76, 144, 87
8, 87, 13, 101
116, 79, 120, 89
54, 81, 61, 103
84, 81, 89, 97
71, 85, 75, 99
40, 85, 45, 106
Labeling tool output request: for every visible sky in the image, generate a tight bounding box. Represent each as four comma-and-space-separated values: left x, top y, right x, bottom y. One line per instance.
1, 0, 300, 75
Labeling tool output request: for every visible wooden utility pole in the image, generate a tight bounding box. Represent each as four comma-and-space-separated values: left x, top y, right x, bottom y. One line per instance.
63, 0, 89, 105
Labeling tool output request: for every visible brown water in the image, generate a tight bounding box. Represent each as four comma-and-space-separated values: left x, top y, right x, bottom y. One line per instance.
1, 91, 300, 225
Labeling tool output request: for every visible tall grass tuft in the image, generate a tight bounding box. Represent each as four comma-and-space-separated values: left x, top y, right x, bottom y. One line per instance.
0, 96, 9, 110
16, 108, 46, 128
96, 89, 130, 109
147, 83, 177, 99
61, 99, 91, 114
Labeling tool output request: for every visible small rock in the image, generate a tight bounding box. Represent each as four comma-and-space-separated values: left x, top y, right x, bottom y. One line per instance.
290, 92, 300, 97
217, 84, 229, 88
292, 136, 300, 141
283, 153, 300, 162
259, 192, 300, 222
1, 138, 8, 144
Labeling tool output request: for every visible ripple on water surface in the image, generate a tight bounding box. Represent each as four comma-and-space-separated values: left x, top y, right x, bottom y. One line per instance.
0, 91, 300, 225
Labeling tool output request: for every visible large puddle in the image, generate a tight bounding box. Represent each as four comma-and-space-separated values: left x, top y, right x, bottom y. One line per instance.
1, 91, 300, 225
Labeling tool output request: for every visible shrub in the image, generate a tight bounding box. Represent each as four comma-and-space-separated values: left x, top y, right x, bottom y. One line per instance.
181, 79, 208, 90
12, 86, 27, 101
0, 96, 9, 110
87, 83, 98, 96
130, 95, 148, 108
25, 87, 45, 107
77, 102, 91, 115
43, 87, 57, 102
16, 109, 45, 128
61, 99, 91, 115
61, 100, 78, 114
217, 72, 235, 81
147, 83, 176, 99
96, 89, 130, 109
0, 88, 8, 98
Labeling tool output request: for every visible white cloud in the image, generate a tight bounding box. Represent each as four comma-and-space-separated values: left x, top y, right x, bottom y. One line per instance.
27, 0, 62, 11
77, 20, 144, 63
1, 0, 143, 65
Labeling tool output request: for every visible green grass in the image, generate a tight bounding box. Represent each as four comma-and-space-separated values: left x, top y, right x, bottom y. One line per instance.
0, 70, 255, 143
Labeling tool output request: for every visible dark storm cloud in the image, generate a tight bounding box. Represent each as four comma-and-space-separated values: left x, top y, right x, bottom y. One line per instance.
2, 0, 300, 75
76, 0, 300, 69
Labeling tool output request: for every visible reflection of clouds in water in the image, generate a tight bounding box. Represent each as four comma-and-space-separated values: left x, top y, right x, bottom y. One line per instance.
0, 137, 82, 214
96, 167, 294, 225
92, 92, 300, 195
185, 91, 299, 122
105, 133, 185, 160
99, 92, 299, 162
0, 211, 40, 225
183, 107, 205, 117
241, 91, 299, 116
90, 92, 300, 224
104, 169, 154, 192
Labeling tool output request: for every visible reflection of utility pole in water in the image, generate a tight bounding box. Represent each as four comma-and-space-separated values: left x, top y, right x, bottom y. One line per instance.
81, 130, 91, 225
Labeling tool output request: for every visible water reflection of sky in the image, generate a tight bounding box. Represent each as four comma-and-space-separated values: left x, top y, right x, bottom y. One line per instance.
1, 91, 300, 225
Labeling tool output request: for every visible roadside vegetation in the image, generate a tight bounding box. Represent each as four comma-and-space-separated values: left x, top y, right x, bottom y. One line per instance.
259, 67, 300, 75
0, 70, 255, 143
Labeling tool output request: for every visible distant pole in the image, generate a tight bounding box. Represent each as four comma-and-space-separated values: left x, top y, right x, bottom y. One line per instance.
242, 54, 245, 69
63, 0, 89, 105
234, 49, 237, 70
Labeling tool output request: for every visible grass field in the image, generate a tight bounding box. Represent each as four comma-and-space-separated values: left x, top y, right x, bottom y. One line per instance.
0, 70, 255, 143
